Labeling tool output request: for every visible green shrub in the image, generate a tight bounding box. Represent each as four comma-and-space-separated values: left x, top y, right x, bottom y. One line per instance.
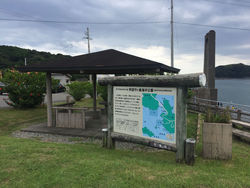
205, 107, 231, 123
97, 85, 107, 101
83, 82, 93, 97
67, 81, 87, 101
51, 79, 60, 92
1, 70, 46, 108
187, 89, 194, 100
67, 81, 107, 102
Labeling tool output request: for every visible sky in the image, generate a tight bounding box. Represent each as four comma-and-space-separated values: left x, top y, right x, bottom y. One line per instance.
0, 0, 250, 73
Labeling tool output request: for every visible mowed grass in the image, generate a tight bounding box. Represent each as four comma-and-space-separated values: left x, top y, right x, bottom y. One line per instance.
0, 107, 250, 187
0, 107, 46, 136
74, 97, 105, 108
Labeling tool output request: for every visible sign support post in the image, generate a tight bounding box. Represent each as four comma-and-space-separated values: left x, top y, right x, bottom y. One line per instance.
99, 73, 206, 162
176, 87, 187, 162
107, 84, 114, 149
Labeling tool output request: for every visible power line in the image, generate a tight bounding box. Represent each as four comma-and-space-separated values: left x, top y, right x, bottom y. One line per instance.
0, 18, 167, 25
200, 0, 250, 8
236, 0, 250, 4
174, 21, 250, 31
1, 17, 250, 32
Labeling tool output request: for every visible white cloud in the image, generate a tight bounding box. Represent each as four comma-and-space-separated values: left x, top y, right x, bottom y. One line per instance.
235, 44, 250, 49
216, 55, 250, 66
17, 40, 250, 74
1, 0, 250, 73
21, 43, 67, 55
208, 13, 250, 27
123, 46, 170, 63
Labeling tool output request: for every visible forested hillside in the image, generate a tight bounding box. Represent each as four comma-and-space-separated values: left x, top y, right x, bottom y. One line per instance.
2, 45, 250, 79
215, 63, 250, 78
0, 45, 69, 68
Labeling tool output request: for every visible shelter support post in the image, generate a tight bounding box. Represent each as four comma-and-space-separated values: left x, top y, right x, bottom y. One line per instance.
93, 74, 97, 112
46, 72, 53, 127
176, 87, 187, 162
107, 84, 114, 148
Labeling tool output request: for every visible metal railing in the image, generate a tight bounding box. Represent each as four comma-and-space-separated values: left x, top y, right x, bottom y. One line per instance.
188, 97, 250, 122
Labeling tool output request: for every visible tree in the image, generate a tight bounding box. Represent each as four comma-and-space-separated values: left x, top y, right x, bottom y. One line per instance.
1, 70, 46, 108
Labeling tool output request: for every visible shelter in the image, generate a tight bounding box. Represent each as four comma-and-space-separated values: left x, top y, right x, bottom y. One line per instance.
18, 49, 180, 127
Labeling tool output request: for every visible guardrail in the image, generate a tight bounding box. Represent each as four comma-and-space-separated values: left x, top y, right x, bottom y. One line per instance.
188, 98, 250, 123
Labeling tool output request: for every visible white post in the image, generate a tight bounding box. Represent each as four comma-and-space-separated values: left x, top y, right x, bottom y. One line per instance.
46, 72, 53, 127
171, 0, 174, 67
84, 27, 93, 82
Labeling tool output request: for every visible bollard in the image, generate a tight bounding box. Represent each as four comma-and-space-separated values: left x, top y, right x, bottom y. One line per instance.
66, 96, 70, 104
102, 128, 108, 148
185, 138, 196, 165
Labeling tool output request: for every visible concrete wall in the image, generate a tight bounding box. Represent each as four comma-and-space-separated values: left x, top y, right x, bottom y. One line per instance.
203, 122, 232, 160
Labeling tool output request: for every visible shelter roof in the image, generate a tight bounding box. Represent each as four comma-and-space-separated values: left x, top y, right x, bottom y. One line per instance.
18, 49, 180, 74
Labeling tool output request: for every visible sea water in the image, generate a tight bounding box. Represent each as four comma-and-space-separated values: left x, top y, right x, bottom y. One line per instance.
215, 79, 250, 109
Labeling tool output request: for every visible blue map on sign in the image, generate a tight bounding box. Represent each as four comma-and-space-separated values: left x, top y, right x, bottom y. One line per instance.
142, 93, 175, 143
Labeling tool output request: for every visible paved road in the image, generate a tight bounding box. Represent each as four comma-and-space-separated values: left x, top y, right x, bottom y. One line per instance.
0, 92, 73, 108
44, 92, 73, 103
0, 94, 9, 108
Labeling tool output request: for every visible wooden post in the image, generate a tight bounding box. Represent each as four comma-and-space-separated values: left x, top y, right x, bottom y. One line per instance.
196, 113, 202, 143
93, 74, 97, 112
176, 87, 187, 162
102, 128, 108, 147
46, 72, 53, 127
237, 110, 242, 121
66, 95, 70, 104
55, 108, 58, 127
107, 84, 114, 149
185, 138, 196, 165
68, 109, 72, 128
81, 110, 85, 129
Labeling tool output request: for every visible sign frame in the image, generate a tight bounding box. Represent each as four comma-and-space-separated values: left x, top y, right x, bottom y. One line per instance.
99, 73, 205, 162
113, 86, 177, 146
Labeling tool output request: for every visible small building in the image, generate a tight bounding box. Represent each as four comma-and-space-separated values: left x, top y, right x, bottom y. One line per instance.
52, 73, 71, 86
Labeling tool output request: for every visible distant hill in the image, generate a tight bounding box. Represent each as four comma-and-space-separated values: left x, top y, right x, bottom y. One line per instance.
0, 45, 70, 69
215, 63, 250, 78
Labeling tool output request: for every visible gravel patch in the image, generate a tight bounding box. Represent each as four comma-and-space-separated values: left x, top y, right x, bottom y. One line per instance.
12, 131, 102, 145
12, 131, 164, 152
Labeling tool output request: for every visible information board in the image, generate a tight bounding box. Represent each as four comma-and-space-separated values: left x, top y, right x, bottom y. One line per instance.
113, 86, 176, 144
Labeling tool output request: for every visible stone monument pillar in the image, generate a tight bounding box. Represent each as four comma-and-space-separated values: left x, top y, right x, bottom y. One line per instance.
204, 30, 215, 89
194, 30, 218, 103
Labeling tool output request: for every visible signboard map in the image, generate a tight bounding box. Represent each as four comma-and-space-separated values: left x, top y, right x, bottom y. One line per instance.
113, 86, 176, 144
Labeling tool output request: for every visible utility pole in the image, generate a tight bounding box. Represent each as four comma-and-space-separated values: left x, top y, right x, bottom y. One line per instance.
171, 0, 174, 67
84, 27, 91, 53
83, 27, 97, 112
83, 27, 92, 81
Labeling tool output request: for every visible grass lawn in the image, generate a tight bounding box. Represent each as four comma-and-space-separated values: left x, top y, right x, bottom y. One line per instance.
73, 97, 105, 108
0, 105, 250, 187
